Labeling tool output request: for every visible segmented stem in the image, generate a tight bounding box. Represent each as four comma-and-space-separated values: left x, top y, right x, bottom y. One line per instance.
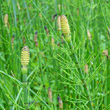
21, 46, 30, 109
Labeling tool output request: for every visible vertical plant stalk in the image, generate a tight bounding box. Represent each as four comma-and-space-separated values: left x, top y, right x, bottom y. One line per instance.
23, 70, 28, 107
21, 46, 30, 109
60, 15, 72, 108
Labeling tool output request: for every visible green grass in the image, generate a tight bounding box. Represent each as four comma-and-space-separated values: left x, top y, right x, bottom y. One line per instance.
0, 0, 110, 109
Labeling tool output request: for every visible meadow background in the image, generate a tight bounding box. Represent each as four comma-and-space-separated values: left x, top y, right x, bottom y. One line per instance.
0, 0, 110, 110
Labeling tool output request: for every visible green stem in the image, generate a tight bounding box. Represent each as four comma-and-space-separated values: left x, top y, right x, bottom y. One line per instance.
73, 51, 93, 110
23, 74, 28, 106
22, 67, 28, 109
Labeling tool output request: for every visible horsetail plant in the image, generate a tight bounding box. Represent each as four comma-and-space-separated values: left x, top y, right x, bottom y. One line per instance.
21, 46, 30, 108
59, 15, 93, 109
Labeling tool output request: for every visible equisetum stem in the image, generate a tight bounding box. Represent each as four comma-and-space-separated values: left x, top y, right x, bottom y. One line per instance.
22, 67, 28, 109
73, 52, 93, 110
23, 74, 28, 106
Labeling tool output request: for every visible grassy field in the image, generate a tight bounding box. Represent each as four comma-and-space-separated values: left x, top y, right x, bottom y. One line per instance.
0, 0, 110, 110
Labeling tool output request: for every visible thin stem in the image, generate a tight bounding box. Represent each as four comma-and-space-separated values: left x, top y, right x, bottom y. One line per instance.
22, 67, 28, 109
70, 42, 93, 110
23, 73, 28, 109
73, 53, 93, 110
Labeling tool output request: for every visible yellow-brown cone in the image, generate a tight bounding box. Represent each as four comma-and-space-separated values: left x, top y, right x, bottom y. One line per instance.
21, 46, 30, 67
57, 16, 61, 30
60, 15, 70, 36
4, 14, 8, 27
60, 15, 71, 43
48, 88, 52, 103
